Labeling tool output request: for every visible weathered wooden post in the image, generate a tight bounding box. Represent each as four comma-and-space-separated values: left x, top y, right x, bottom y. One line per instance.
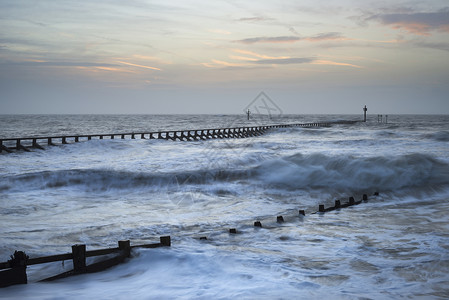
32, 139, 44, 150
319, 204, 325, 212
299, 210, 305, 216
160, 236, 171, 247
0, 251, 28, 287
277, 216, 284, 223
254, 221, 262, 227
16, 139, 30, 152
118, 240, 131, 258
72, 244, 86, 273
362, 194, 368, 201
335, 200, 341, 209
349, 196, 355, 205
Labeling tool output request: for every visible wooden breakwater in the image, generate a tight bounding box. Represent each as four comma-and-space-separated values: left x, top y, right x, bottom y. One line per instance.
0, 236, 171, 288
0, 120, 358, 153
1, 191, 378, 288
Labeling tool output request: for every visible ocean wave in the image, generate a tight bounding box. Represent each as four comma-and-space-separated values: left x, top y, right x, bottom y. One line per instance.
2, 153, 447, 194
255, 152, 449, 192
422, 131, 449, 142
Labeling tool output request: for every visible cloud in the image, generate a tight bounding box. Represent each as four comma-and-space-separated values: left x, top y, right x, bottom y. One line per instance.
311, 60, 362, 68
304, 32, 349, 42
2, 60, 118, 68
117, 61, 161, 71
254, 57, 314, 64
201, 60, 250, 68
234, 32, 348, 44
237, 16, 274, 22
232, 49, 289, 60
367, 8, 449, 35
234, 36, 301, 44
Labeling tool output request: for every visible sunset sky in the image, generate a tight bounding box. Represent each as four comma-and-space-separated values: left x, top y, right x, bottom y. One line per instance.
1, 0, 448, 114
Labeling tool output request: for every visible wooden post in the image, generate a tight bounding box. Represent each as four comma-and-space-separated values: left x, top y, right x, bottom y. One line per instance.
62, 137, 67, 144
254, 221, 262, 227
0, 251, 28, 287
363, 194, 368, 201
335, 200, 341, 208
16, 139, 30, 152
88, 136, 92, 141
299, 210, 305, 216
349, 197, 355, 205
319, 204, 325, 212
229, 228, 237, 234
72, 244, 86, 273
118, 240, 131, 258
32, 139, 44, 150
277, 216, 284, 223
160, 236, 171, 247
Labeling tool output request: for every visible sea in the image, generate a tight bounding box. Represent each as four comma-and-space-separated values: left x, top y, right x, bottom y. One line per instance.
1, 114, 448, 299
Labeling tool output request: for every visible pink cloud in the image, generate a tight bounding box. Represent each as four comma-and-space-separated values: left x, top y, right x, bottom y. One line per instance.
369, 9, 449, 35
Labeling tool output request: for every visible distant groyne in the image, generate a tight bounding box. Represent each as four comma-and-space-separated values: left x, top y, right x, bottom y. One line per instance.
0, 120, 358, 153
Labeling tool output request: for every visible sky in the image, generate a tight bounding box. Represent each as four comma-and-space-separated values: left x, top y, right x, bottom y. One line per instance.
1, 0, 449, 115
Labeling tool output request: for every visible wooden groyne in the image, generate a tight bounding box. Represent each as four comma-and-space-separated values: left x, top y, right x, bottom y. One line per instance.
1, 190, 378, 287
0, 236, 170, 288
0, 120, 358, 153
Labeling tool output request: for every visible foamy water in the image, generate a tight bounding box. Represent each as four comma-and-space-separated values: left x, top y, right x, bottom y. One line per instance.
1, 114, 449, 299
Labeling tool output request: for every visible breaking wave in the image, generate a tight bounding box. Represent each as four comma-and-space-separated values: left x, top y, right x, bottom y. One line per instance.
256, 152, 449, 192
2, 153, 448, 194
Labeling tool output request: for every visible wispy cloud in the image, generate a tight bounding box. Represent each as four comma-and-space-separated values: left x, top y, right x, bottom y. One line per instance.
232, 49, 289, 60
117, 61, 161, 71
254, 57, 314, 64
203, 48, 361, 68
237, 16, 274, 22
366, 8, 449, 35
304, 32, 349, 42
234, 36, 301, 44
234, 32, 348, 44
311, 60, 362, 68
201, 59, 250, 68
2, 60, 118, 68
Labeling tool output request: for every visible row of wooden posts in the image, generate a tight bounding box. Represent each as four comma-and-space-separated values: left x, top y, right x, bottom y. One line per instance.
1, 192, 377, 288
0, 121, 358, 153
199, 192, 377, 237
0, 236, 171, 288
